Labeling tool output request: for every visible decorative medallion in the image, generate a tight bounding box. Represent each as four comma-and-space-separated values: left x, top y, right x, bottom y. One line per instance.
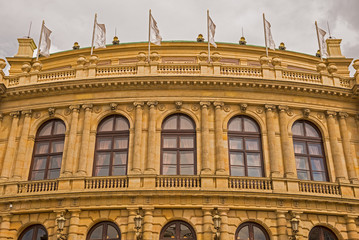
223, 105, 231, 112
158, 104, 166, 111
93, 105, 102, 114
256, 107, 264, 114
191, 104, 200, 111
34, 112, 41, 119
126, 105, 134, 112
64, 108, 71, 116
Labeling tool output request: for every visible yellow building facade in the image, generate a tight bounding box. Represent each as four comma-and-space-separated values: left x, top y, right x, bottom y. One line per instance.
0, 38, 358, 240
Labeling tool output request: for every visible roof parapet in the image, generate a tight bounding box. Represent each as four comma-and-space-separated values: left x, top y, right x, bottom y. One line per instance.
14, 38, 37, 58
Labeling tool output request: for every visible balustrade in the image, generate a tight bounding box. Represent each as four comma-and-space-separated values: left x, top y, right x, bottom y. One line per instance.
85, 176, 128, 189
228, 177, 272, 191
17, 180, 58, 193
299, 181, 341, 195
156, 176, 201, 188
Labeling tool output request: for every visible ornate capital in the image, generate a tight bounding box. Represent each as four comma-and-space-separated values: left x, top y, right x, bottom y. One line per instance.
48, 107, 56, 117
133, 101, 144, 108
240, 103, 248, 112
213, 101, 224, 109
110, 103, 118, 111
325, 110, 336, 118
338, 112, 348, 119
264, 104, 275, 112
22, 110, 32, 117
200, 101, 211, 109
147, 101, 158, 108
82, 104, 93, 111
277, 105, 288, 112
9, 111, 20, 118
175, 101, 183, 110
69, 105, 80, 112
302, 108, 310, 118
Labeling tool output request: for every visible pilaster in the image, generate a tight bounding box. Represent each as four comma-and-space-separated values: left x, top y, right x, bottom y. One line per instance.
77, 104, 93, 176
200, 101, 211, 175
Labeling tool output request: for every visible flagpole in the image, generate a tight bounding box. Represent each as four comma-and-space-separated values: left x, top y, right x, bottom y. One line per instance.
315, 21, 323, 61
27, 21, 32, 38
263, 13, 268, 57
207, 9, 210, 63
148, 9, 151, 63
91, 13, 97, 55
36, 20, 45, 61
327, 21, 332, 38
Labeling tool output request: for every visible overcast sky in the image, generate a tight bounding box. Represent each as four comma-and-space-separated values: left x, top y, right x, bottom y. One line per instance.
0, 0, 358, 75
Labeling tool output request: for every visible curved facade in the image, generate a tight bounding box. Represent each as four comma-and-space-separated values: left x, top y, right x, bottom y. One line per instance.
0, 37, 358, 240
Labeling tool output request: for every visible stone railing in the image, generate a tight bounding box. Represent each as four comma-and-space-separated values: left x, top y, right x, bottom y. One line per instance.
96, 65, 137, 76
84, 176, 128, 189
228, 177, 272, 191
156, 176, 201, 188
220, 66, 262, 78
17, 180, 58, 193
7, 76, 19, 86
38, 69, 76, 82
282, 70, 322, 84
299, 181, 341, 195
157, 64, 200, 75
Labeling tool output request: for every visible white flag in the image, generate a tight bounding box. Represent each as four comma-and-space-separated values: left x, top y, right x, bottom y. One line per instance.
264, 18, 275, 50
94, 20, 106, 49
150, 13, 162, 45
317, 26, 328, 57
40, 25, 52, 57
208, 15, 217, 48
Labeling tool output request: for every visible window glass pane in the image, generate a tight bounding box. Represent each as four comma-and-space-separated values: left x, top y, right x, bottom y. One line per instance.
163, 151, 177, 164
163, 116, 177, 130
253, 226, 267, 240
308, 143, 322, 155
311, 158, 324, 171
36, 228, 47, 240
114, 138, 128, 149
47, 169, 60, 179
305, 123, 319, 137
244, 118, 259, 132
96, 153, 111, 166
95, 167, 110, 176
113, 152, 127, 165
180, 116, 194, 129
297, 170, 310, 180
248, 167, 262, 177
323, 228, 337, 240
163, 136, 177, 148
107, 225, 119, 238
115, 117, 129, 131
309, 227, 320, 240
180, 152, 194, 164
49, 156, 62, 169
90, 225, 103, 239
294, 142, 306, 154
229, 138, 243, 150
237, 226, 249, 240
245, 139, 260, 150
36, 142, 49, 154
247, 153, 261, 166
180, 165, 194, 175
230, 153, 244, 166
228, 118, 242, 131
33, 157, 47, 170
97, 138, 112, 150
163, 224, 176, 238
21, 228, 34, 240
231, 166, 245, 176
180, 136, 194, 148
312, 172, 326, 181
99, 118, 113, 132
296, 156, 309, 170
51, 141, 64, 153
31, 171, 45, 180
53, 121, 65, 135
112, 166, 126, 176
292, 122, 304, 136
180, 224, 193, 238
39, 123, 52, 136
163, 165, 177, 175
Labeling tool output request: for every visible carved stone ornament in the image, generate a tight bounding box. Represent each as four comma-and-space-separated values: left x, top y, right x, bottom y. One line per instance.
316, 62, 326, 73
82, 104, 93, 111
150, 52, 160, 62
272, 57, 282, 67
264, 104, 275, 112
89, 55, 99, 66
302, 108, 310, 118
22, 110, 32, 117
200, 101, 210, 108
327, 63, 338, 74
353, 59, 359, 72
34, 112, 41, 119
0, 58, 6, 70
32, 61, 43, 72
158, 104, 166, 111
213, 102, 224, 109
223, 105, 231, 112
21, 62, 31, 73
211, 52, 222, 62
338, 112, 348, 119
317, 113, 324, 121
48, 107, 56, 117
110, 103, 118, 111
325, 110, 336, 118
77, 55, 86, 67
64, 108, 71, 116
259, 56, 270, 66
133, 101, 144, 108
126, 105, 134, 112
175, 101, 183, 110
94, 105, 102, 114
147, 101, 158, 108
240, 103, 248, 112
9, 111, 20, 118
191, 104, 200, 111
256, 107, 264, 114
137, 52, 147, 62
198, 52, 208, 63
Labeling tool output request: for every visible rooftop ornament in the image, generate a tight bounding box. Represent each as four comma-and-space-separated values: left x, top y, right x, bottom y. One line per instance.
72, 42, 80, 50
113, 36, 120, 45
239, 36, 247, 45
316, 50, 321, 58
279, 42, 286, 50
197, 34, 205, 42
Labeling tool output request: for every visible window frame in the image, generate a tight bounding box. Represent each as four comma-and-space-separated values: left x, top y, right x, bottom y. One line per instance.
227, 116, 264, 177
292, 120, 329, 182
160, 114, 197, 175
29, 119, 65, 181
235, 222, 269, 240
159, 220, 196, 240
309, 226, 338, 240
93, 115, 130, 177
18, 224, 48, 240
86, 221, 121, 240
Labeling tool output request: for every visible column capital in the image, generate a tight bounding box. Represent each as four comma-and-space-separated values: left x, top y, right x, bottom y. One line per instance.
338, 112, 349, 119
82, 104, 93, 111
213, 101, 224, 109
69, 105, 80, 112
202, 207, 214, 214
147, 101, 158, 108
133, 101, 144, 108
264, 104, 275, 111
9, 111, 20, 118
22, 110, 32, 117
200, 101, 211, 108
218, 208, 230, 214
325, 110, 336, 118
277, 105, 288, 112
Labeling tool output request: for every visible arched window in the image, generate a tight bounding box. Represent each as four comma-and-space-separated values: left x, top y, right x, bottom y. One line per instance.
87, 222, 121, 240
160, 221, 196, 240
292, 120, 328, 181
29, 120, 66, 180
309, 226, 337, 240
228, 116, 263, 177
94, 115, 129, 176
235, 222, 269, 240
19, 225, 48, 240
161, 114, 196, 175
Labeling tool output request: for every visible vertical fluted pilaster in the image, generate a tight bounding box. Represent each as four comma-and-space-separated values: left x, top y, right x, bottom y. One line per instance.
219, 208, 229, 240
276, 210, 288, 240
214, 102, 225, 174
143, 208, 154, 240
77, 104, 93, 175
12, 110, 32, 179
326, 111, 347, 181
278, 106, 296, 178
68, 210, 80, 240
200, 101, 211, 174
127, 208, 137, 240
63, 105, 80, 176
145, 101, 157, 173
265, 105, 281, 177
338, 112, 357, 182
0, 111, 20, 180
132, 102, 144, 173
202, 208, 213, 239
